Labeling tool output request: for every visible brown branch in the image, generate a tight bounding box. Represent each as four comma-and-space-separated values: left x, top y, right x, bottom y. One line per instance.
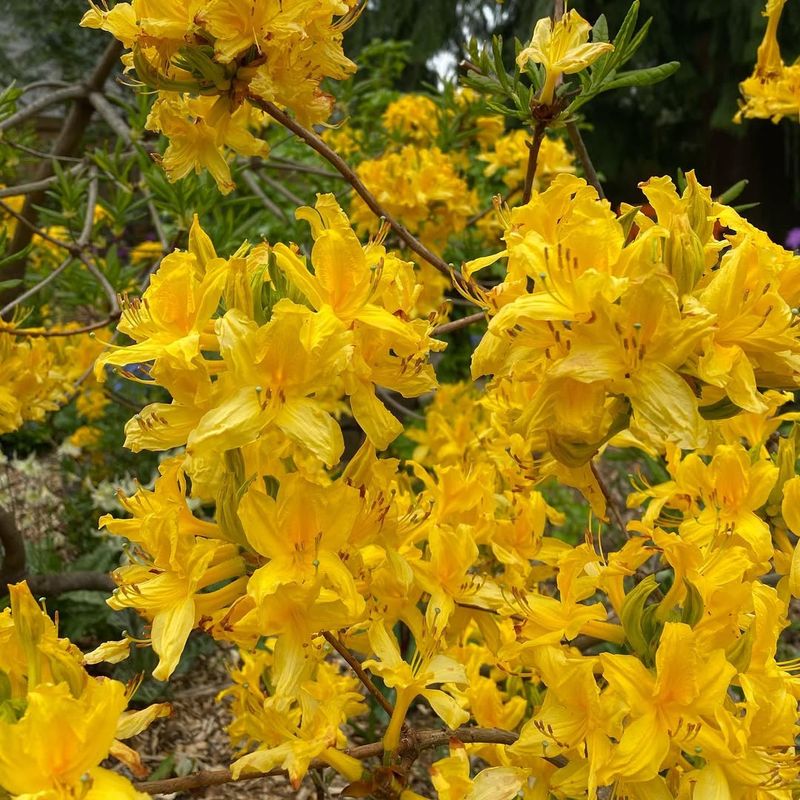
0, 509, 26, 587
0, 40, 123, 308
0, 506, 114, 596
25, 571, 115, 595
322, 631, 394, 717
4, 314, 119, 338
466, 189, 520, 227
433, 311, 486, 336
261, 172, 305, 208
0, 85, 87, 133
0, 166, 87, 199
0, 198, 81, 254
260, 157, 343, 180
376, 388, 425, 421
248, 98, 473, 297
135, 726, 552, 795
242, 171, 287, 220
521, 122, 548, 205
566, 121, 604, 199
590, 461, 627, 536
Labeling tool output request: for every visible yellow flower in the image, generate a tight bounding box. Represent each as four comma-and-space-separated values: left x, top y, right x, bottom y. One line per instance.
363, 621, 469, 751
479, 130, 574, 191
0, 583, 159, 800
101, 458, 246, 680
69, 425, 102, 449
431, 741, 525, 800
598, 623, 736, 785
517, 9, 614, 105
147, 94, 269, 194
737, 0, 800, 123
350, 146, 477, 249
96, 214, 232, 377
382, 94, 439, 144
274, 194, 441, 449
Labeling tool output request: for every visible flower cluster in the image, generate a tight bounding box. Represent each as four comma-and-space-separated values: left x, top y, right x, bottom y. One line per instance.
26, 3, 800, 799
738, 0, 800, 122
81, 0, 360, 192
0, 582, 168, 799
465, 171, 800, 482
0, 328, 104, 435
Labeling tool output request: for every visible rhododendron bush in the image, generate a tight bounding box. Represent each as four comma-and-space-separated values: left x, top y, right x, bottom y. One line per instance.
1, 1, 800, 798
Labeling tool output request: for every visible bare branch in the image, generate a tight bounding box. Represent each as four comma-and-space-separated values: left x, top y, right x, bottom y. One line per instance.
88, 92, 133, 143
566, 121, 605, 199
377, 388, 425, 421
3, 315, 119, 338
521, 122, 548, 205
248, 97, 475, 299
0, 40, 123, 307
322, 631, 395, 717
242, 170, 288, 220
135, 727, 553, 795
0, 507, 114, 596
433, 311, 486, 336
0, 509, 26, 587
0, 85, 87, 133
0, 256, 72, 317
0, 165, 87, 199
261, 173, 305, 208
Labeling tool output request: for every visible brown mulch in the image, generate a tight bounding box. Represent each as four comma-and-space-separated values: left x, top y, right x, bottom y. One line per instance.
132, 650, 316, 799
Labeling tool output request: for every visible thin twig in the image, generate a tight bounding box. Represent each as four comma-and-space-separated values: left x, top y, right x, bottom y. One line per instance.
0, 256, 72, 317
262, 157, 343, 180
521, 122, 548, 205
322, 631, 394, 717
3, 140, 83, 162
0, 165, 86, 199
590, 461, 627, 536
0, 198, 80, 253
249, 98, 471, 296
566, 121, 604, 199
433, 311, 486, 336
4, 315, 119, 337
261, 173, 305, 208
242, 170, 288, 220
135, 726, 550, 795
0, 85, 87, 133
376, 388, 425, 421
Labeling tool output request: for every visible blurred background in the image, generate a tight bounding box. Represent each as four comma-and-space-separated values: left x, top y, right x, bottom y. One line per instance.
3, 0, 799, 238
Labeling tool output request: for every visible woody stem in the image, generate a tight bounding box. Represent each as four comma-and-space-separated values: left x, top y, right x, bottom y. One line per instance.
522, 121, 548, 205
248, 97, 477, 302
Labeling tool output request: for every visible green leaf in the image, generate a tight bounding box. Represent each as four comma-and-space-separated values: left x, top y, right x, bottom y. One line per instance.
620, 574, 659, 658
600, 61, 680, 92
680, 579, 704, 627
716, 179, 748, 204
610, 1, 641, 66
617, 205, 640, 240
492, 36, 511, 93
593, 14, 609, 43
699, 397, 742, 420
620, 17, 653, 62
0, 278, 21, 290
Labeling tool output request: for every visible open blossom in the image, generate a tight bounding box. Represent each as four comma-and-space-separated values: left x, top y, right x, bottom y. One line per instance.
517, 9, 614, 105
81, 0, 360, 192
